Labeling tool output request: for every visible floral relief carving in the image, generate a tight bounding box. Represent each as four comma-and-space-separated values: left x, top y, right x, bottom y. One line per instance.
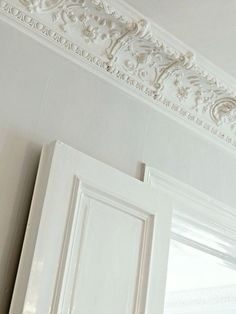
49, 0, 123, 44
1, 0, 236, 149
163, 63, 236, 132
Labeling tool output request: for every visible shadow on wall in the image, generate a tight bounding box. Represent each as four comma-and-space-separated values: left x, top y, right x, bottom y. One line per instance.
0, 128, 42, 313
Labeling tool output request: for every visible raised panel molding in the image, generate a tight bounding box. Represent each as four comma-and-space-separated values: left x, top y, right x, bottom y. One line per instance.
54, 177, 155, 314
10, 142, 172, 314
1, 0, 236, 151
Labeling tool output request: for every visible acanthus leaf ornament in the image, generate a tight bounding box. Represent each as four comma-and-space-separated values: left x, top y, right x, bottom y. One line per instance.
210, 98, 236, 126
1, 0, 236, 149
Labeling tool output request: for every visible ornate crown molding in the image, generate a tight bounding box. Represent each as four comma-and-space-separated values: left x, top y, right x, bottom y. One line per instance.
1, 0, 236, 151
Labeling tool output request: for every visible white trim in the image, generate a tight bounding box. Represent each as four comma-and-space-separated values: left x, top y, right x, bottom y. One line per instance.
144, 166, 236, 313
1, 0, 236, 154
144, 167, 236, 216
144, 166, 236, 267
165, 285, 236, 314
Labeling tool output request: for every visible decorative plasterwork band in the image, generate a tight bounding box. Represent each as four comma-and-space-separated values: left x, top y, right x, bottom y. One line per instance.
1, 0, 236, 150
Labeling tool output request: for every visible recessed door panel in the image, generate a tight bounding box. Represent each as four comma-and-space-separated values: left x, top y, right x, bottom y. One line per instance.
10, 142, 172, 314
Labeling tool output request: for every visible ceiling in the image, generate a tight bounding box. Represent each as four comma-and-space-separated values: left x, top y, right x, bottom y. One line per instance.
125, 0, 236, 79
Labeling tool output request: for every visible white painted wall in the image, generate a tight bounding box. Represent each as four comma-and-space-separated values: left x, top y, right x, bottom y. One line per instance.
1, 20, 236, 312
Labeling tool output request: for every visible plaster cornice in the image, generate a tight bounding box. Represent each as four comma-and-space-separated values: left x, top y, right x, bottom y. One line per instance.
1, 0, 236, 152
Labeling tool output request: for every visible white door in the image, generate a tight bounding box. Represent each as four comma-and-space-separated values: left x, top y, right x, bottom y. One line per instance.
10, 142, 172, 314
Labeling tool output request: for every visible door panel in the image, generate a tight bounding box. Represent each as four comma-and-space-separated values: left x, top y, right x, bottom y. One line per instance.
10, 142, 172, 314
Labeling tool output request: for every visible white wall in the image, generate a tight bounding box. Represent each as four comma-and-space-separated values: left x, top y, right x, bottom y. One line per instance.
1, 20, 236, 312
